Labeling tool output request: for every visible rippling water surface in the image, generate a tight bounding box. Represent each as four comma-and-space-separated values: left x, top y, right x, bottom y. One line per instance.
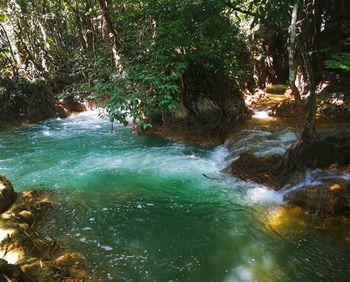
0, 111, 349, 281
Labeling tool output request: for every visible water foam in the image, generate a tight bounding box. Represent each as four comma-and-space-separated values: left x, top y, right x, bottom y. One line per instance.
224, 129, 296, 163
247, 186, 284, 204
280, 169, 350, 196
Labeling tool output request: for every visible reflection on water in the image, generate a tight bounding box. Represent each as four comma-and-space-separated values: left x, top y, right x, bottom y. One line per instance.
0, 111, 349, 281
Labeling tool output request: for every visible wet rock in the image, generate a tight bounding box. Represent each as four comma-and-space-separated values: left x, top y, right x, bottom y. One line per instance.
18, 223, 29, 231
264, 84, 288, 94
296, 127, 350, 169
0, 259, 28, 282
284, 182, 350, 217
0, 176, 17, 214
225, 127, 350, 191
224, 152, 285, 188
269, 100, 297, 118
17, 210, 33, 223
54, 100, 70, 117
161, 65, 249, 138
21, 259, 62, 282
62, 97, 86, 113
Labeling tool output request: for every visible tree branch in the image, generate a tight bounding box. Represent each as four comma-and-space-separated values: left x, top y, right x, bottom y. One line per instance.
225, 1, 257, 17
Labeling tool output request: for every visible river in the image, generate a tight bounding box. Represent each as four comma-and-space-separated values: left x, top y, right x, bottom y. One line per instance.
0, 111, 349, 281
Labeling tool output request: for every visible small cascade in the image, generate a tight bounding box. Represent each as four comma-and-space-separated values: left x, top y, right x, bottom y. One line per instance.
280, 169, 350, 196
223, 129, 296, 166
223, 127, 350, 217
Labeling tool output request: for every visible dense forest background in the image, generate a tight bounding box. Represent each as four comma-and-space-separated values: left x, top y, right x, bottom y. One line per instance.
0, 0, 349, 133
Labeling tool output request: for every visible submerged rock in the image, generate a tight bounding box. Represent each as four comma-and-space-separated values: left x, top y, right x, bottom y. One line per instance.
0, 187, 95, 282
0, 176, 17, 214
17, 210, 33, 223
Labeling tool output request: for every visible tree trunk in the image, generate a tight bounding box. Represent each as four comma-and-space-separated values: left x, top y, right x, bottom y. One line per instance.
97, 0, 123, 74
297, 37, 317, 143
287, 3, 302, 114
278, 3, 317, 175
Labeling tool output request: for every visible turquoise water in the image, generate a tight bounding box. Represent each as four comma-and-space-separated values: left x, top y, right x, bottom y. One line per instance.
1, 112, 349, 281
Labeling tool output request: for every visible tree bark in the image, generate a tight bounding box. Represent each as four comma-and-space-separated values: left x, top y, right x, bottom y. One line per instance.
287, 3, 302, 114
97, 0, 123, 73
278, 3, 317, 175
297, 37, 317, 143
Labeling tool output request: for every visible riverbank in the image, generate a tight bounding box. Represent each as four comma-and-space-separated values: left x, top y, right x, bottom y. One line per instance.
0, 96, 90, 130
0, 177, 95, 281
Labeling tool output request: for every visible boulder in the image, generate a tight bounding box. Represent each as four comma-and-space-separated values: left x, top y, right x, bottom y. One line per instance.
224, 152, 285, 188
0, 176, 17, 214
224, 127, 350, 192
269, 100, 297, 118
163, 64, 249, 136
284, 182, 350, 217
297, 127, 350, 169
62, 97, 87, 113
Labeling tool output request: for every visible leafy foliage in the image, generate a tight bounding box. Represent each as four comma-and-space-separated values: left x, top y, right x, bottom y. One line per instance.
96, 0, 248, 127
0, 0, 250, 126
95, 63, 185, 128
2, 0, 347, 128
325, 53, 350, 71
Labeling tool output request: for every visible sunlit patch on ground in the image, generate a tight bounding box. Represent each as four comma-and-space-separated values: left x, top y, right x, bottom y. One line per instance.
2, 249, 23, 264
252, 110, 273, 120
0, 227, 15, 243
0, 227, 24, 264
